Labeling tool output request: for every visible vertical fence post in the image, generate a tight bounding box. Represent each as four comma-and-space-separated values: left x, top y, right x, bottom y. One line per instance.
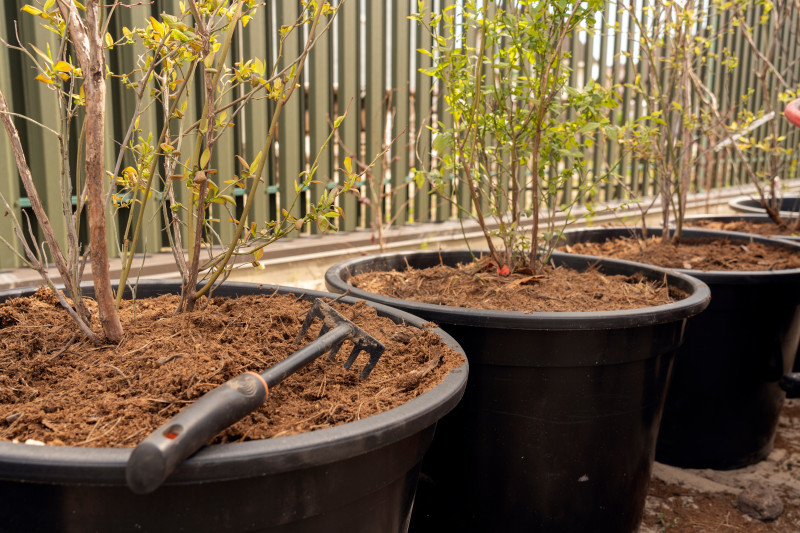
107, 1, 162, 258
365, 0, 387, 232
307, 2, 333, 236
391, 0, 411, 226
241, 1, 273, 227
15, 0, 66, 250
276, 2, 304, 223
0, 2, 21, 268
336, 0, 360, 232
413, 2, 432, 225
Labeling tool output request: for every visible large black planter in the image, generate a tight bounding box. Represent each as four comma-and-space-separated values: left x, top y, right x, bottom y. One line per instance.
729, 194, 800, 218
325, 251, 710, 533
684, 214, 800, 372
0, 280, 468, 533
561, 227, 800, 470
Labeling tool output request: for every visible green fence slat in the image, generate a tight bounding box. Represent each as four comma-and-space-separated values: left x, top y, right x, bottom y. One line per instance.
435, 0, 456, 223
109, 2, 163, 258
737, 2, 757, 184
391, 0, 411, 226
210, 49, 237, 247
337, 0, 359, 232
306, 5, 332, 236
241, 1, 272, 226
16, 0, 66, 251
619, 8, 634, 199
414, 4, 432, 225
365, 0, 386, 230
276, 2, 303, 222
0, 2, 21, 268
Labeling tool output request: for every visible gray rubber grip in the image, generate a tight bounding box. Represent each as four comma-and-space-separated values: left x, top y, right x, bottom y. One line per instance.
126, 373, 267, 494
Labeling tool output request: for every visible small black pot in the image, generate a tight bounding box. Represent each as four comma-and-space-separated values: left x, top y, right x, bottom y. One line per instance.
325, 251, 710, 533
561, 227, 800, 470
0, 281, 468, 533
729, 194, 800, 218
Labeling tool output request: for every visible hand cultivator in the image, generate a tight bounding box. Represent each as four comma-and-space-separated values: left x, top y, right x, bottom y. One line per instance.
126, 299, 385, 494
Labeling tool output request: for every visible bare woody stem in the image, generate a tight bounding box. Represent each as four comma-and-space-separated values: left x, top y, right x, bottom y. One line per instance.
58, 0, 123, 342
194, 0, 327, 300
528, 1, 582, 271
0, 86, 98, 341
182, 0, 244, 312
115, 61, 196, 307
459, 18, 502, 267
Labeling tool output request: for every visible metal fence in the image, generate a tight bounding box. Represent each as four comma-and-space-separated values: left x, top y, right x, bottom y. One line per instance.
0, 0, 798, 269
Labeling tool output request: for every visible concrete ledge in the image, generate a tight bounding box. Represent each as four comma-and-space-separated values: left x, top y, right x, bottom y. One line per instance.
0, 183, 794, 291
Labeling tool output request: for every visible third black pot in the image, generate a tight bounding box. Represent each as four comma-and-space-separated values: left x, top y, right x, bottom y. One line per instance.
729, 194, 800, 219
561, 227, 800, 470
325, 251, 709, 533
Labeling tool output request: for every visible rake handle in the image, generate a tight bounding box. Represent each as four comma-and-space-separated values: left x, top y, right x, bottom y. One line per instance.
125, 324, 353, 495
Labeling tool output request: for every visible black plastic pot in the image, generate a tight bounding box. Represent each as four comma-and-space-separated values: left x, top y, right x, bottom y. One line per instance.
325, 251, 710, 533
561, 227, 800, 470
0, 280, 468, 533
729, 194, 800, 218
684, 214, 800, 373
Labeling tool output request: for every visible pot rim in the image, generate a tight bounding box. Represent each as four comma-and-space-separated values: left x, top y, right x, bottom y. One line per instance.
324, 249, 711, 330
682, 213, 800, 240
561, 226, 800, 284
0, 280, 468, 486
729, 194, 800, 217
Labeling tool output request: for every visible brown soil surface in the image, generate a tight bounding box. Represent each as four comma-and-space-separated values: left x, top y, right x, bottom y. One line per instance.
0, 289, 463, 448
687, 219, 800, 238
640, 399, 800, 532
564, 235, 800, 271
348, 260, 683, 313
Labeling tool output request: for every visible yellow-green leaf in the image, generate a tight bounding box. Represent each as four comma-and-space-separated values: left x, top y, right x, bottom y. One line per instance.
34, 74, 53, 84
204, 51, 216, 69
344, 156, 353, 174
21, 5, 42, 16
200, 148, 211, 169
43, 0, 55, 11
29, 45, 52, 65
54, 61, 72, 73
105, 32, 114, 49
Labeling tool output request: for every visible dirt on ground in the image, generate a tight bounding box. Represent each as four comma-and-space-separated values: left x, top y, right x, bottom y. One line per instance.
348, 259, 684, 313
564, 235, 800, 271
640, 399, 800, 532
0, 289, 463, 448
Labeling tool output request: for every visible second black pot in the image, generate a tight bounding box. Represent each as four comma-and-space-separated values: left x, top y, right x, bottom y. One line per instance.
326, 251, 710, 533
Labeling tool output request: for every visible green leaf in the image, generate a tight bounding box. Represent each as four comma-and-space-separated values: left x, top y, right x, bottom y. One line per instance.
200, 148, 211, 169
578, 122, 601, 134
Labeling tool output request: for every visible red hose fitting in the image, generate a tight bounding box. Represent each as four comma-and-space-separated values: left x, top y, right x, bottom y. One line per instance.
784, 98, 800, 128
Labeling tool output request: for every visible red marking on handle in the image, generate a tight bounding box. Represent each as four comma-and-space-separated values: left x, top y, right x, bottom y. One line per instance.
164, 432, 179, 440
